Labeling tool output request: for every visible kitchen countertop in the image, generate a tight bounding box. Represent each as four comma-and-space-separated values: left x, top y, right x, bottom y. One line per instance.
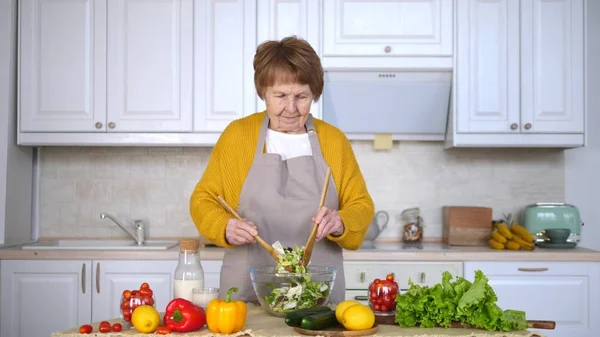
51, 302, 545, 337
1, 240, 600, 261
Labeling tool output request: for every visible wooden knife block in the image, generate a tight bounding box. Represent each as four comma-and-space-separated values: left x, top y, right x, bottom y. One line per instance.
442, 206, 493, 246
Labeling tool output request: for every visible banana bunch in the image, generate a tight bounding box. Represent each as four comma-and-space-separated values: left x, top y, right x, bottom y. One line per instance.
489, 216, 536, 251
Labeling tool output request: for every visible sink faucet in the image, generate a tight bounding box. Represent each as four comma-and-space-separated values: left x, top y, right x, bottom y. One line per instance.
99, 213, 145, 245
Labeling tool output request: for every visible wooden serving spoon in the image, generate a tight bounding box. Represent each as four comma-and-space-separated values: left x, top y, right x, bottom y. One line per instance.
216, 196, 280, 262
302, 167, 333, 267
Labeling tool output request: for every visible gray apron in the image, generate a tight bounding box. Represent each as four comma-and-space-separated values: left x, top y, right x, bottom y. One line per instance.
219, 113, 345, 304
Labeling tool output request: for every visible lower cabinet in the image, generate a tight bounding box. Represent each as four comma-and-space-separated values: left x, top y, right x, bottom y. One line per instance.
343, 261, 463, 305
464, 261, 600, 337
0, 259, 223, 337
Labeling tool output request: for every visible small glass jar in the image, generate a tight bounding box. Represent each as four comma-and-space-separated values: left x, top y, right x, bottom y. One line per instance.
120, 289, 155, 324
401, 207, 423, 243
192, 287, 219, 309
368, 278, 398, 316
173, 238, 204, 302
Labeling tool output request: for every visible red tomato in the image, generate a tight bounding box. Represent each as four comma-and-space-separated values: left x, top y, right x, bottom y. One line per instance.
99, 325, 111, 333
386, 274, 394, 282
99, 321, 110, 327
140, 282, 150, 290
157, 326, 172, 335
112, 323, 122, 332
142, 295, 154, 306
139, 288, 153, 296
122, 289, 131, 300
79, 325, 93, 334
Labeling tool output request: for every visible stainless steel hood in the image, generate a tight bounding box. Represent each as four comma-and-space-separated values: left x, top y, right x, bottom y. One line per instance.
321, 70, 452, 141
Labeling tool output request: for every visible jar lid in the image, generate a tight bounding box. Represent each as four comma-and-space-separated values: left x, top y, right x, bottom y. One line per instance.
179, 238, 200, 252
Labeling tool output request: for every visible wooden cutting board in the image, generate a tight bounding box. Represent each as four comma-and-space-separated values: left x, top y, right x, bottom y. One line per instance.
375, 314, 556, 330
293, 323, 379, 337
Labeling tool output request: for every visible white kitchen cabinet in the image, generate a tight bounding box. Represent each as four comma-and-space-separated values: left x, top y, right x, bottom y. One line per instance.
0, 259, 203, 337
18, 0, 193, 134
321, 0, 453, 69
256, 0, 321, 118
193, 0, 258, 133
344, 261, 462, 303
0, 260, 92, 337
450, 0, 585, 148
464, 261, 600, 337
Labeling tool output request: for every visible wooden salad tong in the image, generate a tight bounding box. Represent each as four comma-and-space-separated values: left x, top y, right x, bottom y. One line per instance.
216, 196, 280, 262
302, 167, 332, 267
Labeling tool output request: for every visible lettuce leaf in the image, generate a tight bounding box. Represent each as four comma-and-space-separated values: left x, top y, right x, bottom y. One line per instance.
394, 270, 528, 332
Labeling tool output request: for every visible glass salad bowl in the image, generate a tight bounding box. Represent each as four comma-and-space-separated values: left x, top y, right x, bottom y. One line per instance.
249, 266, 337, 317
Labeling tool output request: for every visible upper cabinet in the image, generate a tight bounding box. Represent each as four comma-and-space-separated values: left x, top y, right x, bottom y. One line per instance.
194, 0, 257, 132
19, 0, 193, 134
16, 0, 587, 147
449, 0, 585, 148
321, 0, 454, 69
256, 0, 321, 117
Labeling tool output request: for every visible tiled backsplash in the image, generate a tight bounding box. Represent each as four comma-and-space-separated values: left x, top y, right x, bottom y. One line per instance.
39, 142, 565, 241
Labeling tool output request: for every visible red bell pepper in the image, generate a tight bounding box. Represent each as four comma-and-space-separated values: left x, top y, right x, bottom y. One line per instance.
163, 298, 206, 332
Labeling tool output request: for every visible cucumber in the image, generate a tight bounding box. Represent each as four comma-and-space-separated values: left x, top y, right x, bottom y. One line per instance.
284, 306, 332, 327
299, 310, 338, 330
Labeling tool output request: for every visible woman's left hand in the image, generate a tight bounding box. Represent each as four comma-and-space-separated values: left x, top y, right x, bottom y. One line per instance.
313, 207, 344, 241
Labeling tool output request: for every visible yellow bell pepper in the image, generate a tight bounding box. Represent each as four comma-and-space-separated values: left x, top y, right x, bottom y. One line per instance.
206, 287, 247, 334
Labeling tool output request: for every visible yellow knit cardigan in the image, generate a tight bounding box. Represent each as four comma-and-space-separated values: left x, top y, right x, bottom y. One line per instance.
189, 112, 374, 250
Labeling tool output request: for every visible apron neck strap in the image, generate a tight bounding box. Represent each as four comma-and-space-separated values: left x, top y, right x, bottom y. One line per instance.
255, 113, 324, 159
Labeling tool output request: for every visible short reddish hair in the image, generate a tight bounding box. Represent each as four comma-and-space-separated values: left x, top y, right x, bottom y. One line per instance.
253, 36, 324, 101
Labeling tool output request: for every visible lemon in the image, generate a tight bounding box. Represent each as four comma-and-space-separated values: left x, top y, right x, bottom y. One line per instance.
131, 305, 160, 333
341, 304, 375, 331
335, 300, 361, 323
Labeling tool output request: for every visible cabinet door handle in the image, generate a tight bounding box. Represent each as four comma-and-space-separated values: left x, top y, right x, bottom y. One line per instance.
510, 123, 519, 130
360, 272, 365, 283
524, 123, 532, 130
354, 295, 369, 301
81, 263, 86, 294
518, 267, 548, 272
420, 272, 426, 283
96, 262, 100, 293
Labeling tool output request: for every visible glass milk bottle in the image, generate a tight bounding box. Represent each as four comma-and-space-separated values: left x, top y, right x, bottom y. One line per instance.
173, 238, 204, 302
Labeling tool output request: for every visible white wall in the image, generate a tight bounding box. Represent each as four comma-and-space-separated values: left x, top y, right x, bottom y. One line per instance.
0, 0, 34, 246
565, 0, 600, 250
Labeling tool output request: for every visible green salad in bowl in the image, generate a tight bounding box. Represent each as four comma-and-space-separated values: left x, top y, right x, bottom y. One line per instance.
249, 244, 336, 316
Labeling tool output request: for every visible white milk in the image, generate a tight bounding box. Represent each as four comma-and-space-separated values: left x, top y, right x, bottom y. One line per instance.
174, 279, 204, 302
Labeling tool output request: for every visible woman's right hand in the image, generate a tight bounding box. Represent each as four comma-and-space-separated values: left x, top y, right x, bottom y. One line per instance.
225, 218, 258, 245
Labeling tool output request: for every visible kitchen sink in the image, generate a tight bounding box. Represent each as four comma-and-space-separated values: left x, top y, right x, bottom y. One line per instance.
21, 239, 179, 250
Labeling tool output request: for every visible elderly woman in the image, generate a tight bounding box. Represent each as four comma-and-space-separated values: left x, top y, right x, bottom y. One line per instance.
189, 36, 374, 303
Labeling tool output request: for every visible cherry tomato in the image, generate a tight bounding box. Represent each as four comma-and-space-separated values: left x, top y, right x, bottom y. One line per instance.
139, 288, 153, 296
370, 291, 378, 300
143, 295, 154, 306
374, 278, 381, 284
120, 301, 130, 310
122, 289, 131, 299
99, 321, 110, 327
99, 325, 111, 333
369, 283, 377, 292
380, 304, 389, 312
112, 323, 122, 332
373, 304, 381, 311
386, 274, 394, 282
79, 325, 93, 334
157, 326, 172, 335
123, 313, 131, 322
140, 282, 150, 290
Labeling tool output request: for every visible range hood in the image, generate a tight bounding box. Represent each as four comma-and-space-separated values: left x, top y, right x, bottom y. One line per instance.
321, 70, 452, 141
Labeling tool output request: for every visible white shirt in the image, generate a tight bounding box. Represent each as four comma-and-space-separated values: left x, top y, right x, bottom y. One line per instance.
266, 129, 313, 160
